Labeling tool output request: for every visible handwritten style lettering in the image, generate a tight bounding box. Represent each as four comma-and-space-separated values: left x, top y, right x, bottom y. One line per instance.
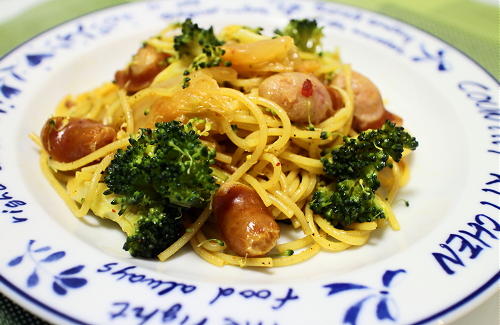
97, 263, 196, 296
109, 301, 207, 325
0, 181, 28, 223
458, 81, 500, 154
432, 214, 499, 274
209, 286, 299, 310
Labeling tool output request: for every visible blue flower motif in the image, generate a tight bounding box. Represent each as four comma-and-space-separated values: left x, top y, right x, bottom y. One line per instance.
323, 269, 406, 325
412, 43, 451, 71
0, 12, 131, 117
7, 239, 88, 296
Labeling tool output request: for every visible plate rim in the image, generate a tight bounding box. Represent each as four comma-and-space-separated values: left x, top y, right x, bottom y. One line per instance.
0, 0, 498, 85
0, 1, 498, 324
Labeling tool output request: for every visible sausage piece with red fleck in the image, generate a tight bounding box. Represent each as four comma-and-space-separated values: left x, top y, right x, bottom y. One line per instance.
259, 72, 333, 124
41, 117, 116, 162
212, 182, 280, 257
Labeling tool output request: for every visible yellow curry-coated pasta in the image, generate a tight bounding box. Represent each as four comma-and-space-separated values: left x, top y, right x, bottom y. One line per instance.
34, 20, 415, 268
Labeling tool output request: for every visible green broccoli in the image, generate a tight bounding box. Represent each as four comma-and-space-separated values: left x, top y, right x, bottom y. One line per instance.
122, 206, 185, 258
275, 19, 324, 53
174, 18, 230, 73
311, 180, 384, 227
310, 121, 418, 227
322, 121, 418, 190
103, 121, 218, 258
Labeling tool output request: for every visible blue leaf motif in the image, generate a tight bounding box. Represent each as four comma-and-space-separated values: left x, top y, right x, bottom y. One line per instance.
41, 251, 65, 263
324, 283, 369, 296
343, 296, 373, 325
376, 298, 395, 321
382, 269, 406, 288
7, 255, 23, 267
52, 281, 67, 295
60, 277, 87, 288
59, 265, 84, 276
11, 72, 24, 81
60, 34, 72, 41
34, 246, 51, 253
26, 54, 53, 66
324, 270, 407, 324
1, 84, 20, 98
27, 270, 39, 287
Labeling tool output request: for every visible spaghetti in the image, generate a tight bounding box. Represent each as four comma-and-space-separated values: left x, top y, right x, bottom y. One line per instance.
33, 20, 415, 267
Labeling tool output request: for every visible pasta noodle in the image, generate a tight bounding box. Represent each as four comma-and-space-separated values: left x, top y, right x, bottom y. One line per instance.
33, 20, 415, 268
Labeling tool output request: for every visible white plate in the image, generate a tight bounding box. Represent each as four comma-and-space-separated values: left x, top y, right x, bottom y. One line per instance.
0, 1, 498, 324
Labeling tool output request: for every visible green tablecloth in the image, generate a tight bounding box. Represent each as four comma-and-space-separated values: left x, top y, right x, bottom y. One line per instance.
0, 0, 498, 324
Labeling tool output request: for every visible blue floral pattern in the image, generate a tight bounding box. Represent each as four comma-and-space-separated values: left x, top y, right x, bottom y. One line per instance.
0, 13, 132, 115
25, 54, 53, 67
7, 240, 88, 296
0, 0, 496, 324
412, 43, 451, 71
323, 269, 406, 324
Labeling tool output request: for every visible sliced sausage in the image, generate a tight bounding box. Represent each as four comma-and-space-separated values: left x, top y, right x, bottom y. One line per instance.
333, 71, 402, 131
326, 86, 344, 111
41, 117, 116, 162
115, 45, 170, 94
259, 72, 333, 124
212, 182, 280, 257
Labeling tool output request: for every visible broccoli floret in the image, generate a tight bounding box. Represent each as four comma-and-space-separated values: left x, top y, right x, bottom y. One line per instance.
275, 19, 324, 53
103, 121, 218, 258
310, 121, 418, 227
174, 18, 229, 72
123, 206, 185, 258
105, 121, 217, 209
322, 121, 418, 190
310, 180, 384, 227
